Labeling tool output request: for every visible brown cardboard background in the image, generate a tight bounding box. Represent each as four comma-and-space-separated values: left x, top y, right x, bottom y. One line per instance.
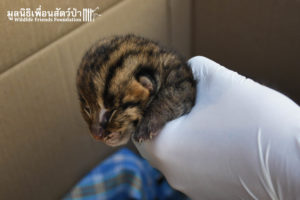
192, 0, 300, 104
168, 0, 192, 58
0, 0, 191, 199
0, 0, 122, 73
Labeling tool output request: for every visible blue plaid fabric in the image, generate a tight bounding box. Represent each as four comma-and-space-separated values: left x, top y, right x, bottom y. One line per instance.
63, 148, 189, 200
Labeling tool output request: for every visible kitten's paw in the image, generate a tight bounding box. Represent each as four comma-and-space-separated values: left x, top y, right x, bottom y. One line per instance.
133, 131, 150, 143
133, 122, 160, 143
133, 123, 151, 142
134, 132, 157, 143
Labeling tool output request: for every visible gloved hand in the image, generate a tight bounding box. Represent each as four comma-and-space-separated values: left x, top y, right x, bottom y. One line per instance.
133, 56, 300, 200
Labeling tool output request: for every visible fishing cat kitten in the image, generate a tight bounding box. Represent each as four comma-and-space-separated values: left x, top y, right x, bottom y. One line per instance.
76, 34, 196, 146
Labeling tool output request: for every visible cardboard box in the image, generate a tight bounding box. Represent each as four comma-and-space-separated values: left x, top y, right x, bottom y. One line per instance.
193, 0, 300, 103
0, 0, 122, 73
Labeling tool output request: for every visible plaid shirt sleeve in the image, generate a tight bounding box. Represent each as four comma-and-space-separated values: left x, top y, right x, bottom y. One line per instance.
63, 148, 189, 200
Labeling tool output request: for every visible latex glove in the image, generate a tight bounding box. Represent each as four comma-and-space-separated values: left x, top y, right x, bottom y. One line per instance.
133, 56, 300, 200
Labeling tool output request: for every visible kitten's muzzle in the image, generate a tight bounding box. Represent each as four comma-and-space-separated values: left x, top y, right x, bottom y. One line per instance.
90, 123, 110, 140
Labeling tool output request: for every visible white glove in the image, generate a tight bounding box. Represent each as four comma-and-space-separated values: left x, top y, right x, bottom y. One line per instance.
133, 56, 300, 200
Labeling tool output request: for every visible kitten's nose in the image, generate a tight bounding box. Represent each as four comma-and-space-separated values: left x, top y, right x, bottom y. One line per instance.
91, 110, 112, 139
91, 123, 105, 139
99, 110, 112, 129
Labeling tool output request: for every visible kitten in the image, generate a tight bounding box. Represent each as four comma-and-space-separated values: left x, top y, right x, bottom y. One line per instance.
76, 34, 196, 147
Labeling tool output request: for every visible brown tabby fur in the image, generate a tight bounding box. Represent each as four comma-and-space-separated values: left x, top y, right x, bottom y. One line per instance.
76, 34, 196, 146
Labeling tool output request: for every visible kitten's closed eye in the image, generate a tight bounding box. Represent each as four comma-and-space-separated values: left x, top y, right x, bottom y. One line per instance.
83, 106, 91, 116
121, 101, 140, 110
76, 34, 196, 146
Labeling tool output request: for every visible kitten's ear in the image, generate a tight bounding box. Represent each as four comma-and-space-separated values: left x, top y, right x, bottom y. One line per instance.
135, 67, 157, 94
138, 76, 153, 92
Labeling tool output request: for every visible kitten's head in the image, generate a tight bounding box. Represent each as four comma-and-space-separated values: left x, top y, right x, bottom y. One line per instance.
76, 35, 160, 146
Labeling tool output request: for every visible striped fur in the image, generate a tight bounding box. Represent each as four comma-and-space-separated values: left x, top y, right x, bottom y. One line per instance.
76, 34, 196, 146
